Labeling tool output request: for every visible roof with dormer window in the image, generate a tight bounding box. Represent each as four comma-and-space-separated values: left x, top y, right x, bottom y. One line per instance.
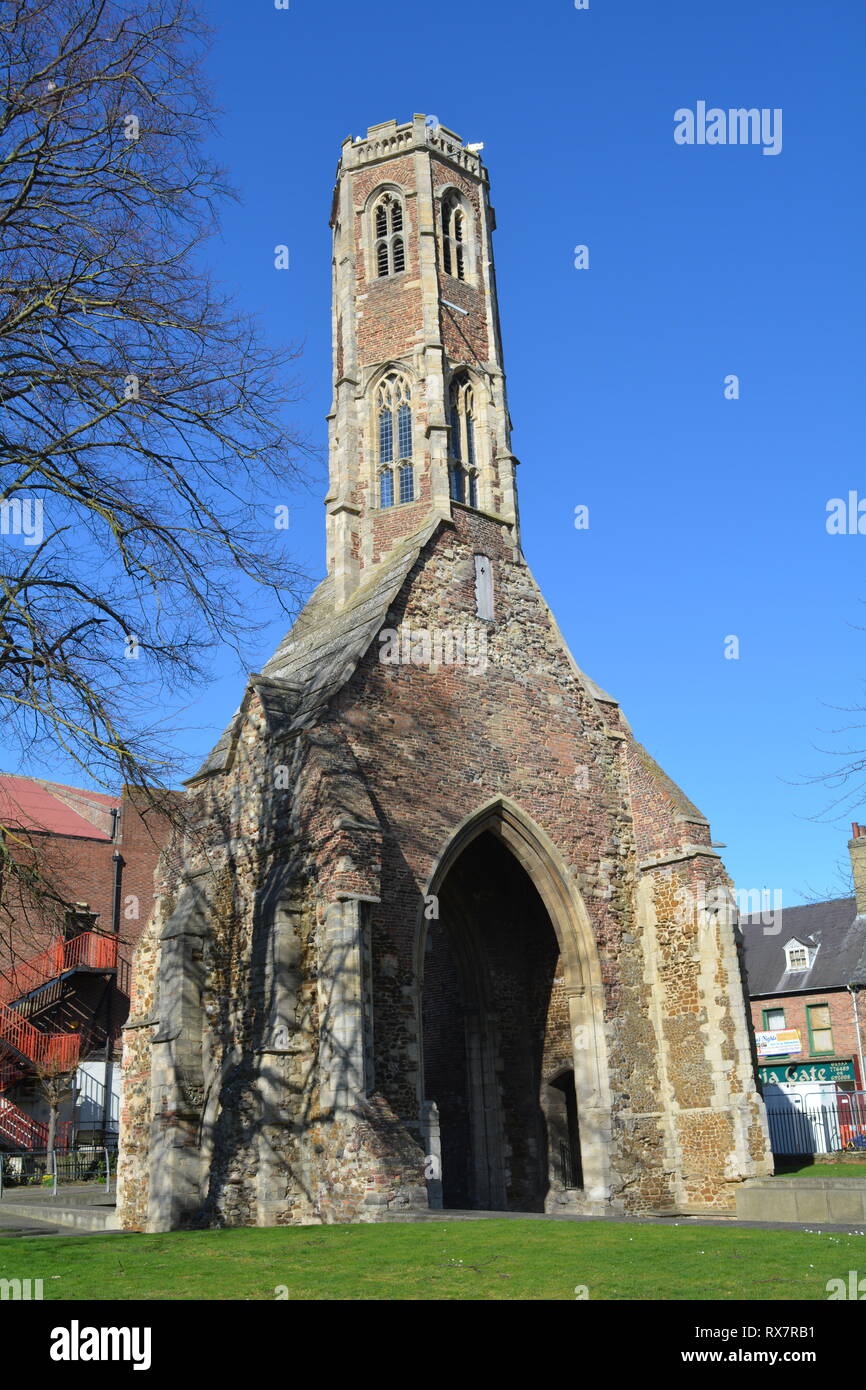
738, 896, 865, 995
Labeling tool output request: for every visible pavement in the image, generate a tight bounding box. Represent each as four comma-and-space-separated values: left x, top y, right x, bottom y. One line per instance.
0, 1187, 864, 1239
0, 1182, 120, 1237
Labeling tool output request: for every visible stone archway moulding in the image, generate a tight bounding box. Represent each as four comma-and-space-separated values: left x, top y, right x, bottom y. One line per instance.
415, 795, 614, 1208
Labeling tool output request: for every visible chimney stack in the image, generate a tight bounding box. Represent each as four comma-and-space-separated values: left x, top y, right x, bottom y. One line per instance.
849, 823, 866, 916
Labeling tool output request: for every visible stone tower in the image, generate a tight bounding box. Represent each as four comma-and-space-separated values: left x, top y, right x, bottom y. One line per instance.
325, 114, 517, 608
117, 116, 772, 1230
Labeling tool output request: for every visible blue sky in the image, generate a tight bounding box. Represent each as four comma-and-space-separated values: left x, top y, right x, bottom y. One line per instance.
26, 0, 866, 905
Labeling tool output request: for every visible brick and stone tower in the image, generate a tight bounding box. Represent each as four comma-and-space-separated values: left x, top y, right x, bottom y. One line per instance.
326, 114, 518, 605
117, 117, 772, 1231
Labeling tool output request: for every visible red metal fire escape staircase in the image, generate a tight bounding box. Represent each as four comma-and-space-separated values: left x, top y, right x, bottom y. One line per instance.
0, 932, 129, 1151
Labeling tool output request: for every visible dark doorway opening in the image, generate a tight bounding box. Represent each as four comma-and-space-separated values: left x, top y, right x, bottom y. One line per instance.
422, 829, 570, 1211
547, 1069, 583, 1189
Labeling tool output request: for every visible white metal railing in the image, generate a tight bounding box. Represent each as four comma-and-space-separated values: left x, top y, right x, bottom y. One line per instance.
764, 1088, 866, 1156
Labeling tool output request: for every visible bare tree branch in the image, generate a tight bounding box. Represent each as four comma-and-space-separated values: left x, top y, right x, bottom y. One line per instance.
0, 0, 317, 944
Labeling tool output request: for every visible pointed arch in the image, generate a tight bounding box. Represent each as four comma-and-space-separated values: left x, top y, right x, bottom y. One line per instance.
372, 366, 415, 508
365, 184, 408, 280
415, 796, 613, 1207
448, 368, 480, 508
438, 185, 475, 283
417, 798, 601, 992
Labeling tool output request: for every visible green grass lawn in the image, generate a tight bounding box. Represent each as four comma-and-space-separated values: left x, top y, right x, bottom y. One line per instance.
1, 1220, 864, 1300
774, 1162, 866, 1179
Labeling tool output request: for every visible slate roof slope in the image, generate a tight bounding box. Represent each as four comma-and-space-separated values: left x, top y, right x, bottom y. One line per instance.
738, 896, 866, 995
191, 515, 444, 779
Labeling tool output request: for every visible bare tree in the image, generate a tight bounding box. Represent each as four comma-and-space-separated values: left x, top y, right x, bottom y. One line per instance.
35, 1051, 76, 1159
0, 1, 314, 922
797, 689, 866, 825
0, 0, 312, 782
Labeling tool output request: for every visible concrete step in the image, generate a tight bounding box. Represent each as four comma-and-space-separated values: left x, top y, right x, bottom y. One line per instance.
737, 1177, 866, 1225
0, 1199, 119, 1232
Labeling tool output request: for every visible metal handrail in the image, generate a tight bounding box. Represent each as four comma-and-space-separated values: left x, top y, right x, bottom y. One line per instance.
0, 1063, 24, 1094
0, 1001, 80, 1070
0, 931, 119, 1006
0, 1097, 73, 1152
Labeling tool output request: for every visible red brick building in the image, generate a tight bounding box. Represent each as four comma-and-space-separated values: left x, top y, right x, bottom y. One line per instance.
0, 776, 174, 1150
739, 827, 866, 1153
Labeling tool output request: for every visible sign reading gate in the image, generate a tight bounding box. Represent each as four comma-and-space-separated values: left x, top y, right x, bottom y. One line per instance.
758, 1059, 856, 1085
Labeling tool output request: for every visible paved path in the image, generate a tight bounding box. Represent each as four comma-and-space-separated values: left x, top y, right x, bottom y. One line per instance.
0, 1201, 862, 1239
0, 1207, 63, 1237
0, 1184, 118, 1237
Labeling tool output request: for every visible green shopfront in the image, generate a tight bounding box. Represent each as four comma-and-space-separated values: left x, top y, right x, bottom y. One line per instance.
758, 1059, 858, 1088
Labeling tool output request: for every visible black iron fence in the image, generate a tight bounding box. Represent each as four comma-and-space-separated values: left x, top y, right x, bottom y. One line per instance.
0, 1145, 117, 1191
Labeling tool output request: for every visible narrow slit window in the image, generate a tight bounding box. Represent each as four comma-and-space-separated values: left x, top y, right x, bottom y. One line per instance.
466, 404, 476, 467
450, 404, 461, 460
397, 402, 412, 458
448, 373, 479, 509
379, 408, 393, 464
441, 201, 452, 276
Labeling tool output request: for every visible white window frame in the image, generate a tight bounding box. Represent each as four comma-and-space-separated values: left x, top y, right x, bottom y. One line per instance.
784, 940, 811, 972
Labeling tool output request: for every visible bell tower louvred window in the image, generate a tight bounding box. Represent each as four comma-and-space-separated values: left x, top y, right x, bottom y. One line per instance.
441, 194, 467, 282
373, 193, 407, 278
448, 374, 479, 508
377, 373, 414, 508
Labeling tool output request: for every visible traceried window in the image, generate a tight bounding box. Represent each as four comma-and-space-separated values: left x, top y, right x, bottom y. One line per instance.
448, 373, 479, 508
377, 373, 414, 507
441, 194, 466, 280
373, 193, 406, 278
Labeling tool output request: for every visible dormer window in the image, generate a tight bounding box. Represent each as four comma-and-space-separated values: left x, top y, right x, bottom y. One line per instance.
373, 193, 405, 278
376, 372, 413, 508
784, 940, 813, 972
448, 373, 479, 507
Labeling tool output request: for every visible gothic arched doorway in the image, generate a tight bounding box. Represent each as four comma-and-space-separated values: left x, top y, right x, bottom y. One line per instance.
421, 827, 576, 1211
